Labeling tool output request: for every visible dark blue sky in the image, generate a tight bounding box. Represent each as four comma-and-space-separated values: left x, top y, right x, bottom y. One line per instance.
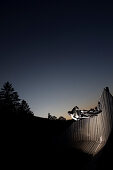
0, 0, 113, 119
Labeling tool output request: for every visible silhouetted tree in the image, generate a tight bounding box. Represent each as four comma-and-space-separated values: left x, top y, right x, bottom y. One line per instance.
48, 113, 51, 119
0, 82, 34, 119
19, 100, 34, 117
0, 82, 20, 116
58, 116, 66, 120
48, 113, 57, 120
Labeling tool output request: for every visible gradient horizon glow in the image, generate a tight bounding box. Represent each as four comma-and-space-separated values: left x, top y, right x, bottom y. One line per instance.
0, 0, 113, 119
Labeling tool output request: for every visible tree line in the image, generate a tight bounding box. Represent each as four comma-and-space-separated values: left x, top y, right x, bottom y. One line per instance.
0, 81, 67, 121
0, 81, 34, 119
48, 113, 66, 120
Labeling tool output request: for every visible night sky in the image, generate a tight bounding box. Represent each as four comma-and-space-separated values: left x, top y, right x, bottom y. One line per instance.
0, 0, 113, 119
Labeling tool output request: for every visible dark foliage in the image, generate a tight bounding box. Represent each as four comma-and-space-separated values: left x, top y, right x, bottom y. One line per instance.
0, 81, 20, 115
18, 100, 34, 118
1, 82, 113, 170
0, 81, 33, 119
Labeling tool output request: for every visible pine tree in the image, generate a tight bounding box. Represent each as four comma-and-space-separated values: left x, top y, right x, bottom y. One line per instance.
19, 100, 33, 117
0, 81, 34, 119
0, 81, 20, 115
